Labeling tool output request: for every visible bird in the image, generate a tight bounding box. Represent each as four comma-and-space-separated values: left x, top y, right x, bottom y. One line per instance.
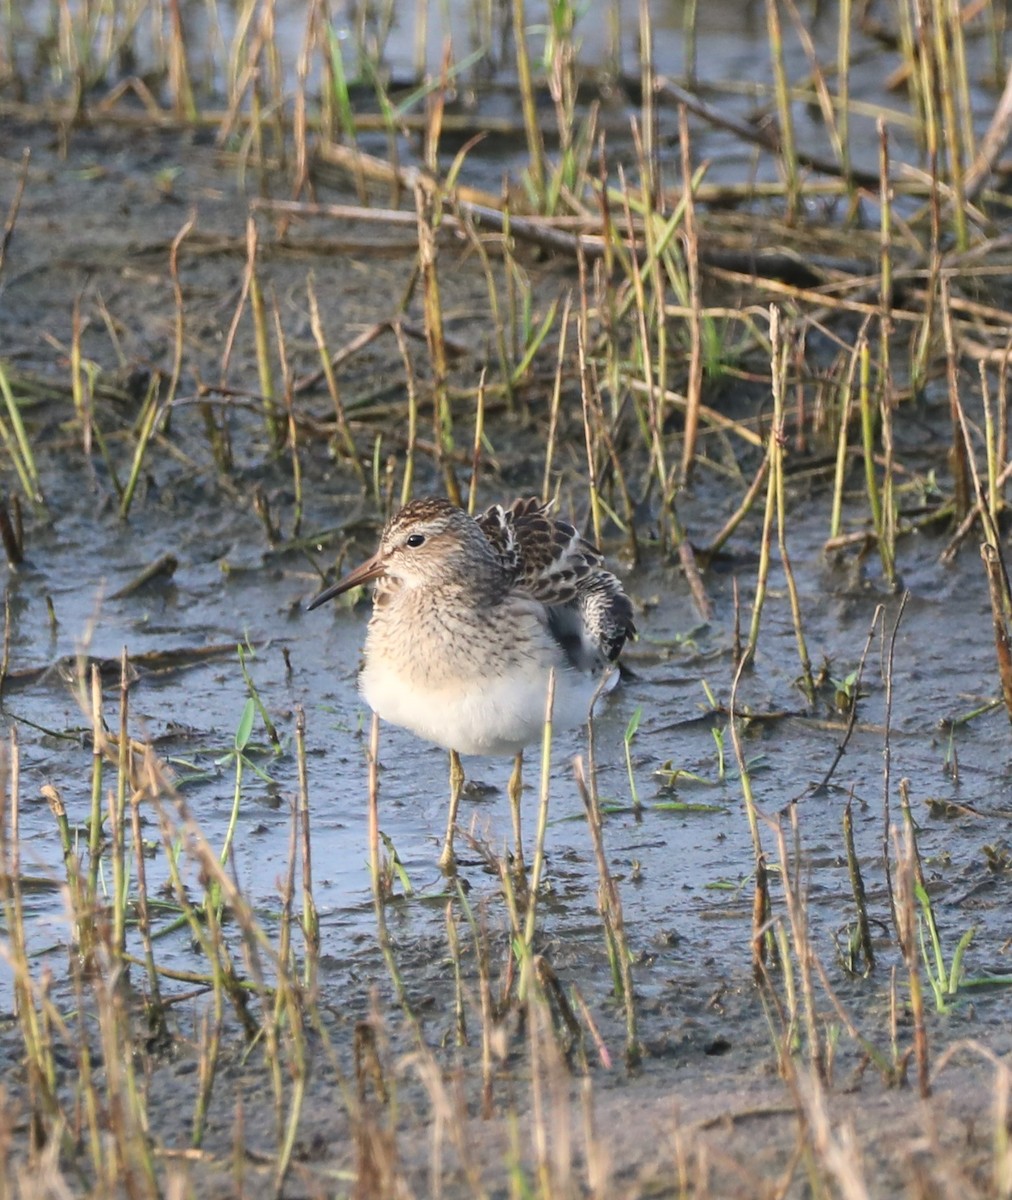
308, 496, 635, 871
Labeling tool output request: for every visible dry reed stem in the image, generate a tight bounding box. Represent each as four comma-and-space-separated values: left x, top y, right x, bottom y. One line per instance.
365, 714, 419, 1031
892, 820, 931, 1099
778, 811, 825, 1080
791, 1067, 871, 1200
947, 361, 1012, 720
655, 77, 880, 189
414, 180, 458, 505
519, 670, 556, 970
0, 361, 43, 507
770, 309, 815, 699
743, 399, 777, 667
306, 276, 363, 479
576, 273, 603, 550
573, 751, 640, 1068
678, 105, 704, 482
0, 146, 30, 278
981, 544, 1012, 722
813, 605, 882, 795
878, 592, 908, 939
511, 0, 545, 206
727, 644, 771, 978
1, 732, 62, 1151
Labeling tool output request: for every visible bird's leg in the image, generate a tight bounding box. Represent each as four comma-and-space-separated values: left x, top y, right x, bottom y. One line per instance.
439, 749, 465, 873
508, 750, 525, 875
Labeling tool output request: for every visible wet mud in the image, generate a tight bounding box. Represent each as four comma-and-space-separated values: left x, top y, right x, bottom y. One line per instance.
1, 115, 1011, 1197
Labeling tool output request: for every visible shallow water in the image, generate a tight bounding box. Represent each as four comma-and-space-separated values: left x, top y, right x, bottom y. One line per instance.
4, 373, 1011, 1030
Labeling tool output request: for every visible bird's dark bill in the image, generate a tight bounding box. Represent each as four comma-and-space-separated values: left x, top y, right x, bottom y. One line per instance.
307, 552, 385, 609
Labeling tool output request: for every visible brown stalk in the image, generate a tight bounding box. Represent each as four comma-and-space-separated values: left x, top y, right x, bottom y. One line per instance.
828, 332, 864, 541
931, 0, 970, 250
766, 0, 800, 222
964, 59, 1012, 200
457, 205, 515, 413
108, 553, 178, 600
295, 705, 318, 990
776, 812, 825, 1081
617, 167, 668, 546
540, 292, 571, 504
576, 264, 603, 549
246, 219, 280, 447
752, 853, 772, 980
981, 544, 1012, 723
880, 592, 908, 938
511, 0, 546, 206
0, 494, 23, 567
945, 451, 1012, 564
466, 368, 486, 515
129, 769, 167, 1043
306, 277, 364, 481
743, 397, 777, 666
0, 146, 30, 278
0, 732, 62, 1151
381, 323, 414, 509
147, 772, 258, 1040
654, 78, 882, 189
948, 355, 1012, 722
192, 1007, 224, 1150
70, 294, 92, 460
771, 309, 815, 700
626, 375, 764, 448
273, 808, 309, 1195
294, 317, 393, 396
728, 647, 771, 976
583, 375, 641, 566
289, 0, 315, 202
702, 456, 770, 561
813, 604, 882, 796
271, 293, 303, 537
678, 105, 704, 482
445, 901, 467, 1048
574, 753, 640, 1068
85, 662, 105, 942
892, 822, 931, 1098
365, 713, 415, 1027
414, 181, 457, 505
783, 0, 848, 178
167, 0, 196, 119
637, 0, 658, 206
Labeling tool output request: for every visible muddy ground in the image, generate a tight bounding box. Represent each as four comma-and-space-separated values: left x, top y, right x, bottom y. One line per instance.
1, 116, 1011, 1197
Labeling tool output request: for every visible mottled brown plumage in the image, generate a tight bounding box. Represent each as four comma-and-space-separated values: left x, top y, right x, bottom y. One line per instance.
309, 496, 634, 755
309, 495, 635, 868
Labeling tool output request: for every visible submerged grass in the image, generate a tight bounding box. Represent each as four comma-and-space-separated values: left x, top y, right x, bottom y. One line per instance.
2, 0, 1012, 1195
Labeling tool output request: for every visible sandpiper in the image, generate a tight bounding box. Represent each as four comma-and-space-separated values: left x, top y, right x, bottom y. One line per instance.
308, 496, 635, 869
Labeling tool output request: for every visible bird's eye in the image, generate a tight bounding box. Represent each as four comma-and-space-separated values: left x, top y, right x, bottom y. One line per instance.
406, 533, 426, 548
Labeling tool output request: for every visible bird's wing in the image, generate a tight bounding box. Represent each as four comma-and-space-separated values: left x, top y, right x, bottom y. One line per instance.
477, 497, 594, 604
478, 498, 635, 667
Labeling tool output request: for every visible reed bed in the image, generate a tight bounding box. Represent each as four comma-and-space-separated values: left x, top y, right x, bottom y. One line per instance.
1, 0, 1012, 1195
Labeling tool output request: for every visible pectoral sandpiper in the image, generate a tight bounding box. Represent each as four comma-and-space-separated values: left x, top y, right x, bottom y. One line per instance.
308, 496, 635, 870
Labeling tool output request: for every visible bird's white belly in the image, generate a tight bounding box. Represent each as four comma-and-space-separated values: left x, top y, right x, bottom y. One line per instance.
360, 657, 597, 756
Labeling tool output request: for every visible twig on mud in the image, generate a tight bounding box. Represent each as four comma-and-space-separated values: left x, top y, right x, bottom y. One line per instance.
980, 544, 1012, 724
109, 553, 179, 600
811, 604, 883, 796
655, 76, 882, 188
940, 455, 1012, 562
293, 320, 392, 395
963, 58, 1012, 201
0, 147, 30, 279
880, 591, 909, 937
